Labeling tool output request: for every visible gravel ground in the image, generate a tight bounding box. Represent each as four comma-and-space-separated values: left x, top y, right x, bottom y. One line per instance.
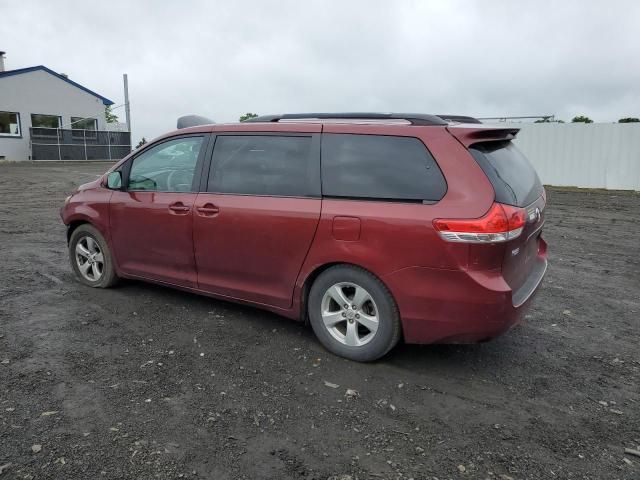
0, 162, 639, 480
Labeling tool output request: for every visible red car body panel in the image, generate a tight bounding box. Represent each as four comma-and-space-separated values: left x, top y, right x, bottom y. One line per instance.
61, 119, 547, 345
110, 190, 199, 287
63, 183, 112, 241
193, 193, 321, 308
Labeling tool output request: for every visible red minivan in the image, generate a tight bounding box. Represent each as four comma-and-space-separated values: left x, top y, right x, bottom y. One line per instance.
61, 113, 547, 361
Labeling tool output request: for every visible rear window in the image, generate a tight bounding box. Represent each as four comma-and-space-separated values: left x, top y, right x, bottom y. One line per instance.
469, 141, 543, 207
321, 134, 447, 202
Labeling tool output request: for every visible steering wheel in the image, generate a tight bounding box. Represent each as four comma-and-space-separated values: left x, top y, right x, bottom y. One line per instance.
166, 169, 193, 192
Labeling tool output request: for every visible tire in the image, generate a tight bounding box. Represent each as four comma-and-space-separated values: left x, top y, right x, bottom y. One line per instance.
308, 265, 401, 362
69, 224, 118, 288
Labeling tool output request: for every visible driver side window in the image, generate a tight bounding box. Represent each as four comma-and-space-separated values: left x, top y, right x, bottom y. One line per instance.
128, 136, 203, 192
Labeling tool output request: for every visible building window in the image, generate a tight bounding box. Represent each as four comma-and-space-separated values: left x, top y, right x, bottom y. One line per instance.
31, 114, 61, 129
71, 117, 98, 139
0, 111, 21, 137
31, 114, 61, 138
71, 117, 97, 130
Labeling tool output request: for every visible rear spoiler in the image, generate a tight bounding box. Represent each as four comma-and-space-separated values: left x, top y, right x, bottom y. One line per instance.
446, 125, 520, 147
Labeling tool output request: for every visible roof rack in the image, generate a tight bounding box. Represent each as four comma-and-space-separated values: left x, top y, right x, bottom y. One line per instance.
437, 115, 483, 124
244, 112, 448, 126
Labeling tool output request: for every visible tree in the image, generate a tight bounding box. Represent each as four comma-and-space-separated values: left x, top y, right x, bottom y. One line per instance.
105, 105, 119, 124
571, 115, 593, 123
239, 113, 259, 122
135, 137, 147, 149
618, 117, 640, 123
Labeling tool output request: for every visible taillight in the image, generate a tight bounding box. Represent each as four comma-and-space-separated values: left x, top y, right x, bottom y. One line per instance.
433, 203, 526, 243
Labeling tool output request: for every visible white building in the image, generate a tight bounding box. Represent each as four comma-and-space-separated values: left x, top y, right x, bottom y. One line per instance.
0, 51, 128, 161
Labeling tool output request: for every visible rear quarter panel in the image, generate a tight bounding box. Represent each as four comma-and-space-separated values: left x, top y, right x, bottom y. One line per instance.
292, 125, 496, 317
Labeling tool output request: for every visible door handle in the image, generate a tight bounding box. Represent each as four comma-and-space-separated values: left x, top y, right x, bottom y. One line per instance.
168, 202, 190, 213
196, 203, 219, 216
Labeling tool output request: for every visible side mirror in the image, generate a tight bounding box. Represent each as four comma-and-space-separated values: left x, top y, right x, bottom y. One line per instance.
106, 171, 123, 190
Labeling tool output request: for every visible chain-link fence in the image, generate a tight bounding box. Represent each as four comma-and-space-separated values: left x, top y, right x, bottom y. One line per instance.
30, 128, 131, 161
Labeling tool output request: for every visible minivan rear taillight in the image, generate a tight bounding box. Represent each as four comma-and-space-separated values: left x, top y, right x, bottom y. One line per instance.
433, 203, 526, 243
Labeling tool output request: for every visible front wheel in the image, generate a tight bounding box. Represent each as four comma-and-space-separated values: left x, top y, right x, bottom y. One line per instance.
69, 224, 118, 288
308, 265, 401, 362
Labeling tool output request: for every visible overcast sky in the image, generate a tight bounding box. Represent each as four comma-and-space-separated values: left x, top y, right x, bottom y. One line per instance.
2, 0, 639, 141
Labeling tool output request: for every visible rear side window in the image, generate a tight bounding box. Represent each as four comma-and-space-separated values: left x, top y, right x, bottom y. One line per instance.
469, 141, 543, 207
321, 134, 446, 202
208, 135, 318, 197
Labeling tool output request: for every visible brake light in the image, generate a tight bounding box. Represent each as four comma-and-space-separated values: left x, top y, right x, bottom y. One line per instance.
433, 203, 526, 243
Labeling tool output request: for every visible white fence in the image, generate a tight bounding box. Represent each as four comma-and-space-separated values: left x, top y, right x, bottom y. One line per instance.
510, 123, 640, 190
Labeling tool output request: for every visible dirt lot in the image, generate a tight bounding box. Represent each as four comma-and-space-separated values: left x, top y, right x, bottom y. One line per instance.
0, 162, 639, 480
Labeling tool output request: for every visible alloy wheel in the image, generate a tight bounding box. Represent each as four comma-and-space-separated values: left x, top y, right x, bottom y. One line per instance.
75, 235, 104, 282
320, 282, 379, 347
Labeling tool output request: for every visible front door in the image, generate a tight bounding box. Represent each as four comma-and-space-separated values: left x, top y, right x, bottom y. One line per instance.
193, 132, 321, 308
109, 135, 207, 287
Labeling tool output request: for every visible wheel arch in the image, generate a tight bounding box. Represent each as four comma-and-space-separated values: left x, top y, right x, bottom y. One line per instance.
66, 219, 92, 243
65, 219, 119, 276
299, 262, 399, 326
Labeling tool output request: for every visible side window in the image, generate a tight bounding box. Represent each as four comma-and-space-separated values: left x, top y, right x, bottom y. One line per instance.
208, 135, 317, 197
128, 136, 203, 192
321, 134, 447, 202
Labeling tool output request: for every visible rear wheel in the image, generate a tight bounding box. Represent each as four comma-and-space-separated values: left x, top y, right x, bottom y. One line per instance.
308, 265, 401, 362
69, 224, 118, 288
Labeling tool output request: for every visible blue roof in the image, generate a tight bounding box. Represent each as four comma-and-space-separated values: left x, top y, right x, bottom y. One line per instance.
0, 65, 114, 105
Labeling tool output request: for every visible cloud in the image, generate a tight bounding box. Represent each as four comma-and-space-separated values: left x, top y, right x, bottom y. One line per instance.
2, 0, 639, 140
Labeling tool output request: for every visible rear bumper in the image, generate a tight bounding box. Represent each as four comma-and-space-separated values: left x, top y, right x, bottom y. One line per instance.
511, 256, 547, 307
385, 249, 548, 344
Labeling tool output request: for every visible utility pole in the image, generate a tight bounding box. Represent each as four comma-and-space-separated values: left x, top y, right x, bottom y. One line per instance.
123, 73, 131, 133
123, 73, 132, 151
